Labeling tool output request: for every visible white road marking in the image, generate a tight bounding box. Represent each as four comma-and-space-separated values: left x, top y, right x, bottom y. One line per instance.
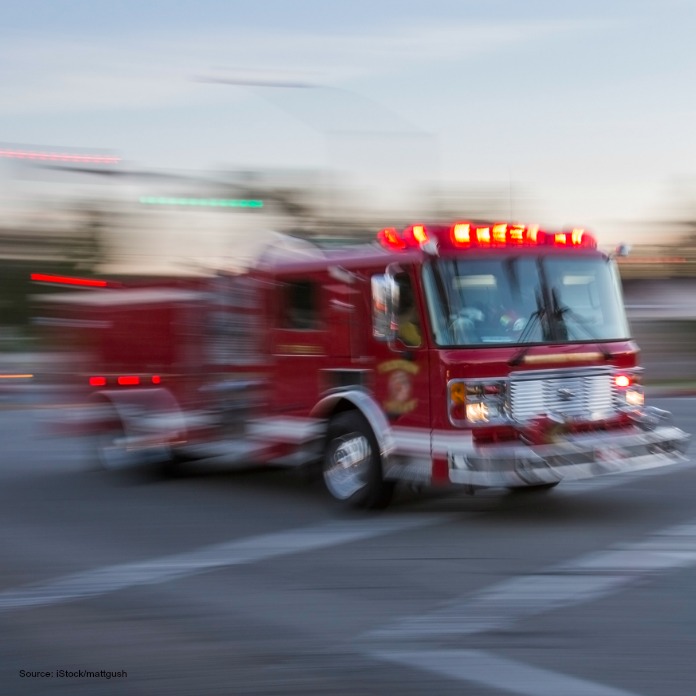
369, 519, 696, 641
0, 514, 448, 612
367, 519, 696, 695
374, 649, 641, 696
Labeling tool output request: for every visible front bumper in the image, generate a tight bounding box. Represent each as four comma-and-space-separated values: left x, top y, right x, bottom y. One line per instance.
448, 419, 690, 487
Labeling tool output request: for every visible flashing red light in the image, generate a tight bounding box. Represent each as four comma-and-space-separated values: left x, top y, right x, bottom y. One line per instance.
568, 228, 596, 248
508, 224, 525, 245
117, 376, 140, 386
492, 223, 507, 245
402, 224, 429, 245
614, 374, 631, 388
89, 376, 107, 387
525, 225, 541, 244
377, 221, 597, 251
475, 226, 491, 246
31, 273, 108, 288
451, 222, 471, 246
151, 375, 161, 385
377, 227, 407, 250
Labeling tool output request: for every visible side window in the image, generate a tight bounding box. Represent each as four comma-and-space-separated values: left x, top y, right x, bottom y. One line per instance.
395, 272, 422, 347
282, 280, 321, 330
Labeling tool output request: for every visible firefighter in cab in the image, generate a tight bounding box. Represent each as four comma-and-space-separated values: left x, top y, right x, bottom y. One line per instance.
396, 274, 422, 348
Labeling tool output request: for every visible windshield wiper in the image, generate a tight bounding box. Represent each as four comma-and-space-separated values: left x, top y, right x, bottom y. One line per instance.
551, 288, 612, 359
509, 292, 546, 365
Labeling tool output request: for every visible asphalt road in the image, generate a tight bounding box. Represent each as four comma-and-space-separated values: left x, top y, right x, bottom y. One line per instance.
1, 398, 696, 696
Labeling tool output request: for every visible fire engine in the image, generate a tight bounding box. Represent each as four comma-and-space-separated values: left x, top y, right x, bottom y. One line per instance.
35, 222, 690, 508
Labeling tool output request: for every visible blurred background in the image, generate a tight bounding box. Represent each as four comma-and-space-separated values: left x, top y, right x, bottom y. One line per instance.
3, 5, 696, 695
1, 2, 696, 389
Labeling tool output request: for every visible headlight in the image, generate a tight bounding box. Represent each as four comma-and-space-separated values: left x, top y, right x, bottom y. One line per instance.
449, 379, 509, 426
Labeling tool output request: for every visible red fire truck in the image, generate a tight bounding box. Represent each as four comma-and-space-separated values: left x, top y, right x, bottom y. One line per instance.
36, 222, 690, 508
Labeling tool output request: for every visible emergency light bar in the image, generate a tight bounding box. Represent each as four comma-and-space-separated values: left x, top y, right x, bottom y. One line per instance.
377, 222, 597, 251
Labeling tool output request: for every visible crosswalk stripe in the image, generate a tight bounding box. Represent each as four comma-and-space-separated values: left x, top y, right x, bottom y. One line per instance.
0, 514, 449, 612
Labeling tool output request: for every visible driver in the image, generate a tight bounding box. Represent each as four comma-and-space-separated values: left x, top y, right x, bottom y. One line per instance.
396, 275, 422, 347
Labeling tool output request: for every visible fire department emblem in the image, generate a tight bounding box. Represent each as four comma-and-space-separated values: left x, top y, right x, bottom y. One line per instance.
379, 359, 419, 416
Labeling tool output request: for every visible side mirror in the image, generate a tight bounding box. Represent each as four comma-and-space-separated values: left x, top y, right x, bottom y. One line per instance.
371, 274, 399, 342
614, 243, 631, 258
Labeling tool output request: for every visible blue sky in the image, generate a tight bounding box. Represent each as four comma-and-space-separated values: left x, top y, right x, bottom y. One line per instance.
2, 0, 696, 252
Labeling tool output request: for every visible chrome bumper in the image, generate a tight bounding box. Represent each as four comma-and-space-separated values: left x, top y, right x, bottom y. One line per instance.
448, 420, 690, 487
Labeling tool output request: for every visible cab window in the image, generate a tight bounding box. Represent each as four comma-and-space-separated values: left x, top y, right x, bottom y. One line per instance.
281, 280, 321, 330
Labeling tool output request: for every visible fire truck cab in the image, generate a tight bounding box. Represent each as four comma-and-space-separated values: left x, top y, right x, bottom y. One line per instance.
39, 222, 691, 508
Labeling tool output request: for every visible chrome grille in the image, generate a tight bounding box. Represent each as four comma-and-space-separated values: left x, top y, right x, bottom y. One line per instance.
509, 367, 615, 422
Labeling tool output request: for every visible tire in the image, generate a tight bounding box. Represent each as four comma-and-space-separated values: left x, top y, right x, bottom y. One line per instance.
94, 410, 178, 479
322, 411, 395, 510
95, 420, 139, 472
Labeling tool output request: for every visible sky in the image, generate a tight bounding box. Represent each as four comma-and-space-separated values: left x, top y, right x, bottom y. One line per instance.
2, 0, 696, 268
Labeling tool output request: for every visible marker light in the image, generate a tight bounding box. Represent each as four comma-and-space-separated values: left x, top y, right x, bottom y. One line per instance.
89, 376, 107, 387
377, 227, 407, 250
614, 374, 631, 388
117, 376, 140, 386
151, 375, 161, 384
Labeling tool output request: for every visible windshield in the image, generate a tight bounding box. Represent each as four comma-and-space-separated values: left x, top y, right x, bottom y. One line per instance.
422, 255, 629, 347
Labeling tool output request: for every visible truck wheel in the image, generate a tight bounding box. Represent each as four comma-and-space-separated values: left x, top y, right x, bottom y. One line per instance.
323, 411, 394, 509
95, 421, 138, 472
94, 414, 178, 478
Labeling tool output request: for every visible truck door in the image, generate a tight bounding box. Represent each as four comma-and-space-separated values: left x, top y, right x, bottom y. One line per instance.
373, 268, 431, 432
270, 277, 328, 414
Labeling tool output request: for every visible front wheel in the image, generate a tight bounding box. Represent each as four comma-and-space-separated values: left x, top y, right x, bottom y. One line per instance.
323, 411, 394, 509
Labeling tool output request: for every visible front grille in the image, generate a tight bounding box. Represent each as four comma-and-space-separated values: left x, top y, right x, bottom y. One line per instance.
509, 366, 615, 422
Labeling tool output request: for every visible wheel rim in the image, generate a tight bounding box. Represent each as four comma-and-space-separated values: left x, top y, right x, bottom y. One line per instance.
96, 430, 134, 471
324, 432, 372, 500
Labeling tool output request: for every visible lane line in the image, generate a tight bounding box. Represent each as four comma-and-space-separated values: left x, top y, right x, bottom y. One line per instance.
0, 514, 449, 612
368, 519, 696, 641
373, 649, 641, 696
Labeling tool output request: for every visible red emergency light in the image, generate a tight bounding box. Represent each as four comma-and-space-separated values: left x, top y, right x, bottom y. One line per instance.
377, 227, 407, 250
402, 224, 429, 246
31, 273, 109, 288
89, 375, 161, 387
377, 222, 597, 251
614, 374, 631, 388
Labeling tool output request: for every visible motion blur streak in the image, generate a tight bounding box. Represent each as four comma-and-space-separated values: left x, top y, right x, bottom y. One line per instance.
0, 514, 448, 612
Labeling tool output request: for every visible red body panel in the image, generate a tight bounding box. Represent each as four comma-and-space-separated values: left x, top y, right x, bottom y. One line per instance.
34, 228, 677, 492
